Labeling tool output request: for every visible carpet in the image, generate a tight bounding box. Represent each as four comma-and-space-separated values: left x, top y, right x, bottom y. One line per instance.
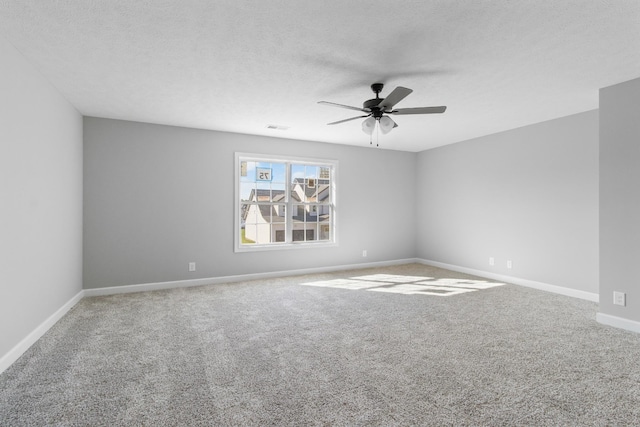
1, 263, 640, 426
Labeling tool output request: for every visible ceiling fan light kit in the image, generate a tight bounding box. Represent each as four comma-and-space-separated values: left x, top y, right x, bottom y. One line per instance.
319, 83, 447, 143
378, 116, 395, 134
362, 116, 376, 135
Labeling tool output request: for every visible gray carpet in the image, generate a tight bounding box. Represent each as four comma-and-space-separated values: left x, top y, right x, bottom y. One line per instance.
1, 263, 640, 426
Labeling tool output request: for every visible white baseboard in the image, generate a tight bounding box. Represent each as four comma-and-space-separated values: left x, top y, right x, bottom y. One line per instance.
3, 259, 415, 372
596, 313, 640, 334
417, 258, 599, 302
0, 290, 84, 375
84, 258, 419, 297
4, 257, 615, 376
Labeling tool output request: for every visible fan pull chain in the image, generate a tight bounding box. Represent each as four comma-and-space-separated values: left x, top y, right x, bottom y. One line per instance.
368, 120, 380, 147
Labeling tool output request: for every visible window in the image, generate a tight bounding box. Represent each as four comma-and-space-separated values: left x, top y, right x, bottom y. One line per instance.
235, 153, 337, 252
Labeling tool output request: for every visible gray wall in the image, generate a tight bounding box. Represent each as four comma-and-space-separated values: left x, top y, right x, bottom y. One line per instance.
0, 36, 83, 359
83, 117, 417, 289
600, 77, 640, 322
415, 110, 599, 294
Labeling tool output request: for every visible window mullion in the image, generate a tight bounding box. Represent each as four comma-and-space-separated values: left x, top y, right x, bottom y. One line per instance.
285, 162, 292, 244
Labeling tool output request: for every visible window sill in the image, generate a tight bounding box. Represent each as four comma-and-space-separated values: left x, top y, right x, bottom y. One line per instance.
235, 241, 338, 253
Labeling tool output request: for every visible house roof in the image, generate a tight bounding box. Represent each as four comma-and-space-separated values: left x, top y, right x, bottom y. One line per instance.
247, 185, 330, 204
243, 186, 331, 222
243, 204, 329, 224
248, 189, 286, 202
292, 179, 330, 201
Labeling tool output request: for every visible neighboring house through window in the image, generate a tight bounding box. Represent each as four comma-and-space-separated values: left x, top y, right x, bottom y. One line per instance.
235, 153, 337, 251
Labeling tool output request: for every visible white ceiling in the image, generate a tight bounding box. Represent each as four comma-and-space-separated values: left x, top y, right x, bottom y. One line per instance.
1, 1, 639, 152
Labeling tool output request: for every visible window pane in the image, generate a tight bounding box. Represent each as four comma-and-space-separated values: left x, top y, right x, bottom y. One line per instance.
317, 183, 330, 204
270, 208, 286, 242
319, 209, 330, 223
291, 164, 305, 185
319, 167, 330, 181
240, 161, 256, 183
240, 182, 255, 202
292, 229, 305, 242
292, 204, 305, 223
254, 180, 269, 203
255, 204, 271, 223
305, 165, 318, 180
319, 224, 331, 240
304, 182, 317, 202
294, 165, 318, 203
305, 224, 317, 241
255, 223, 271, 244
243, 224, 257, 244
268, 205, 286, 242
273, 204, 286, 219
291, 165, 304, 202
271, 183, 286, 203
291, 185, 303, 203
271, 162, 286, 183
242, 203, 256, 224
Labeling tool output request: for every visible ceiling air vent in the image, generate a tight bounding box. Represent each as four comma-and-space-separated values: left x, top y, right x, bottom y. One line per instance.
266, 124, 289, 131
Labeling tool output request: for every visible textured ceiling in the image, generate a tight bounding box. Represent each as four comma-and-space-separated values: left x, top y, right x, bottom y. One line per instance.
1, 1, 639, 152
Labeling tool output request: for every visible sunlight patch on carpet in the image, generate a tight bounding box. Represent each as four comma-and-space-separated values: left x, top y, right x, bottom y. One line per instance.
301, 279, 387, 290
351, 274, 433, 283
301, 274, 505, 296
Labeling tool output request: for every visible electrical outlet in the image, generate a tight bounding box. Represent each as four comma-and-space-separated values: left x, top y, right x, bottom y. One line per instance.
506, 260, 513, 269
489, 257, 495, 266
362, 250, 367, 257
613, 291, 626, 306
188, 262, 196, 272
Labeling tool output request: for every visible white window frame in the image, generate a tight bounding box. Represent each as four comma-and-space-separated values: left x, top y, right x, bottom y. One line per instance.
234, 152, 338, 252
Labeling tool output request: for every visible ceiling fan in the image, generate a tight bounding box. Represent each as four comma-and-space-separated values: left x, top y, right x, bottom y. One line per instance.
318, 83, 446, 135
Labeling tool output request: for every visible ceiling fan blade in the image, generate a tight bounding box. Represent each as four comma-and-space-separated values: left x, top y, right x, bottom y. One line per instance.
391, 106, 447, 115
327, 115, 370, 125
318, 101, 368, 112
378, 86, 413, 111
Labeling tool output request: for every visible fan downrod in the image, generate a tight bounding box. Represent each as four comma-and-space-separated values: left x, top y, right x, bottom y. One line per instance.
363, 83, 385, 114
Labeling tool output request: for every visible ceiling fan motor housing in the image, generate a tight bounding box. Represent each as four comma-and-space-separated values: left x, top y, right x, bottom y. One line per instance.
363, 98, 384, 113
364, 83, 386, 116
